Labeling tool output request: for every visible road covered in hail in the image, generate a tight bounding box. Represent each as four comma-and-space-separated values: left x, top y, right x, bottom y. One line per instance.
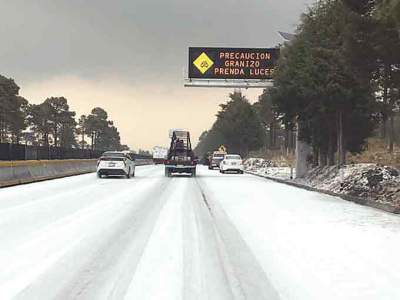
0, 165, 400, 299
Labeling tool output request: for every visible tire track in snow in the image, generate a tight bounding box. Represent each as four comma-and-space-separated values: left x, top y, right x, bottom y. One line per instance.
57, 177, 173, 299
182, 178, 238, 300
196, 177, 281, 300
122, 177, 188, 300
1, 166, 166, 299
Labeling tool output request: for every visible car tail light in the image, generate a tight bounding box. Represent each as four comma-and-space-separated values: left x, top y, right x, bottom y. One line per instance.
97, 160, 100, 166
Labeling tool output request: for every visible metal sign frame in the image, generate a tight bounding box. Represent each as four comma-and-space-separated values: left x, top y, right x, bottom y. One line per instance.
184, 78, 273, 88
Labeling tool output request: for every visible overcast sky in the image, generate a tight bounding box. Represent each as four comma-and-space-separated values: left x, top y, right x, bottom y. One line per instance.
1, 0, 314, 150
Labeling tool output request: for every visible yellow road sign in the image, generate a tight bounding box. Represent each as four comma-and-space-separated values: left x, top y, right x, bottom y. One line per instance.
193, 52, 214, 74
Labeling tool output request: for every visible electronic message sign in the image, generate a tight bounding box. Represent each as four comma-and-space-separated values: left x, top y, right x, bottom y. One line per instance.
188, 47, 279, 80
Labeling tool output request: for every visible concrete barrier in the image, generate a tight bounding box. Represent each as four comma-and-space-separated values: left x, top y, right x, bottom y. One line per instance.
0, 160, 97, 188
0, 159, 154, 188
135, 159, 154, 166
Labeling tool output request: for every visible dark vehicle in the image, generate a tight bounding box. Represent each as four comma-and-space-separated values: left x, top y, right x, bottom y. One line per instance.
208, 151, 226, 170
201, 152, 211, 166
164, 130, 197, 177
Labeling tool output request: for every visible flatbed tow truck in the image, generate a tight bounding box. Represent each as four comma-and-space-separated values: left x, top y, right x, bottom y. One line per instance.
164, 130, 197, 177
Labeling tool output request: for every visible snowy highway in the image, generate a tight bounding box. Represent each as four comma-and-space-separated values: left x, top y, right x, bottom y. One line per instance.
1, 165, 400, 300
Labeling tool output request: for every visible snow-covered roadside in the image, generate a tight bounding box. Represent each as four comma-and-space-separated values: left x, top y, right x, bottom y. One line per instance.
299, 164, 400, 208
244, 159, 400, 211
244, 158, 294, 180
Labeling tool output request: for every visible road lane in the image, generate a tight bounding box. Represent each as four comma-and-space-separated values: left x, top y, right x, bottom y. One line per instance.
197, 167, 400, 300
0, 165, 399, 299
0, 165, 248, 299
0, 166, 167, 299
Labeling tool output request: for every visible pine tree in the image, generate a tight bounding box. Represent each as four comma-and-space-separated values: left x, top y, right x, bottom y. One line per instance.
0, 75, 28, 143
272, 0, 377, 166
194, 91, 264, 157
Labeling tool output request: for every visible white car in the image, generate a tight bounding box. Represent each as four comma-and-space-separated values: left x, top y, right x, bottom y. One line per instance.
97, 151, 135, 178
219, 154, 244, 174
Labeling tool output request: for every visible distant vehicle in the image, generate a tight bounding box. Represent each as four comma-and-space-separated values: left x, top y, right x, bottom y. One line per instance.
209, 151, 226, 170
219, 154, 244, 174
152, 146, 168, 164
201, 152, 211, 165
164, 130, 197, 177
97, 151, 135, 178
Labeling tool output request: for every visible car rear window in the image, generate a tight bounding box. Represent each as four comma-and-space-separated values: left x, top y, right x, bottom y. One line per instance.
100, 157, 124, 161
102, 152, 125, 158
226, 155, 241, 160
213, 154, 225, 158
